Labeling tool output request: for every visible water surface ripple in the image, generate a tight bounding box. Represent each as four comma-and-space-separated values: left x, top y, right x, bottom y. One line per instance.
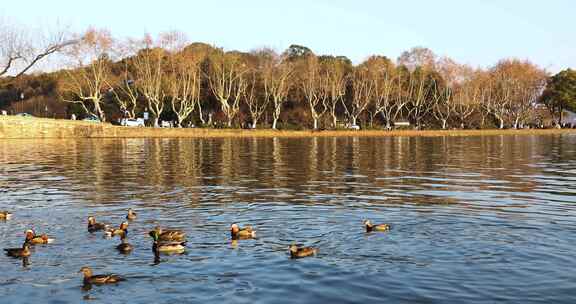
1, 135, 576, 303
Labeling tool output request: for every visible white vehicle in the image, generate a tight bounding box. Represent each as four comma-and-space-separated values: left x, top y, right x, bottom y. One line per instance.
160, 120, 173, 128
120, 118, 145, 127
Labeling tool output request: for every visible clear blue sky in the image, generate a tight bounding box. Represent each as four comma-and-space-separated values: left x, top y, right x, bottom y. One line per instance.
3, 0, 574, 72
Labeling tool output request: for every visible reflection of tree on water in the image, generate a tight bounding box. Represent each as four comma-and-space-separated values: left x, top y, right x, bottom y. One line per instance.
307, 137, 319, 183
219, 138, 235, 185
0, 136, 570, 211
341, 137, 362, 192
272, 137, 287, 189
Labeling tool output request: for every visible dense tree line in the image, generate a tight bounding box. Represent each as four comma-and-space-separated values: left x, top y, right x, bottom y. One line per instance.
2, 27, 575, 129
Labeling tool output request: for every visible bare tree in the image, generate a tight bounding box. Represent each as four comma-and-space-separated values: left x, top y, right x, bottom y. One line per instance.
345, 64, 376, 127
431, 81, 454, 129
180, 42, 215, 125
496, 59, 547, 128
243, 68, 268, 128
109, 57, 139, 119
130, 34, 176, 127
450, 80, 478, 129
397, 46, 437, 72
363, 56, 399, 129
207, 50, 247, 127
261, 53, 292, 129
168, 52, 201, 127
133, 47, 166, 127
61, 28, 114, 121
300, 55, 328, 129
434, 58, 479, 129
323, 58, 348, 128
467, 70, 499, 128
407, 68, 434, 129
1, 17, 77, 78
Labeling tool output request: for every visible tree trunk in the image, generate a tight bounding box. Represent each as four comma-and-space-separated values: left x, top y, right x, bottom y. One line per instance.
499, 118, 504, 129
198, 101, 205, 125
441, 119, 447, 130
332, 112, 338, 129
251, 119, 258, 129
95, 103, 106, 122
272, 118, 278, 130
351, 116, 357, 126
313, 118, 318, 130
152, 117, 159, 128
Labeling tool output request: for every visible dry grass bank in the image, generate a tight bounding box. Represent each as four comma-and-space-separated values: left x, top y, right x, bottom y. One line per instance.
1, 116, 575, 139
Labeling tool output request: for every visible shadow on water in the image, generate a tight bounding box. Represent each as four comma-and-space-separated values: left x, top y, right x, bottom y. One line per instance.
1, 135, 576, 303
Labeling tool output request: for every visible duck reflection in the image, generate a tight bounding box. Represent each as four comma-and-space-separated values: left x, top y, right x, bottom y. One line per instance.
22, 257, 30, 268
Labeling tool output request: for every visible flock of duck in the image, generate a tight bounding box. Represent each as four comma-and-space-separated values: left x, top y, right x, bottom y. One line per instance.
0, 209, 391, 287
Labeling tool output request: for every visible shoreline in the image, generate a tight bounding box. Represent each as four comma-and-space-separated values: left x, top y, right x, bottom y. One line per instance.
1, 116, 575, 139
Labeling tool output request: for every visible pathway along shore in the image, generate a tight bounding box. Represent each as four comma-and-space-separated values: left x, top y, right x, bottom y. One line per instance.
1, 116, 575, 139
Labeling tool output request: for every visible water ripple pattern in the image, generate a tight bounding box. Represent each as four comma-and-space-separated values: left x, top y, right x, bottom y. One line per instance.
1, 135, 576, 303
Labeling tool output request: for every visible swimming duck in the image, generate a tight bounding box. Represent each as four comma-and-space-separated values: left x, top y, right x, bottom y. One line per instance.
230, 223, 256, 240
289, 244, 318, 259
25, 229, 54, 245
105, 222, 129, 238
4, 243, 31, 258
149, 226, 186, 242
149, 230, 186, 254
126, 209, 137, 221
79, 266, 124, 285
0, 211, 12, 220
363, 219, 391, 232
87, 216, 109, 233
116, 231, 132, 254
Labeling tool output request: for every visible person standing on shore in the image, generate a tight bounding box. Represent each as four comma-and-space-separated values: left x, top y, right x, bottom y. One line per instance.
143, 109, 149, 127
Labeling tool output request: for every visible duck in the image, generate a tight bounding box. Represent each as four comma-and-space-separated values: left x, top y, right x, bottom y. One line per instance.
363, 219, 391, 232
25, 229, 54, 245
105, 222, 129, 238
87, 216, 109, 233
149, 230, 186, 254
0, 211, 12, 220
79, 266, 124, 285
4, 243, 31, 258
126, 209, 137, 221
289, 244, 318, 259
116, 231, 132, 254
149, 226, 186, 242
230, 223, 256, 240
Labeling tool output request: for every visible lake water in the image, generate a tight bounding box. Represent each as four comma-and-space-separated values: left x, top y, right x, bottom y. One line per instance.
1, 135, 576, 303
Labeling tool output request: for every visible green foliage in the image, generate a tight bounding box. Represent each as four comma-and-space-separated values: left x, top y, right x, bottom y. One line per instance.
541, 69, 576, 113
318, 55, 353, 67
283, 45, 314, 61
